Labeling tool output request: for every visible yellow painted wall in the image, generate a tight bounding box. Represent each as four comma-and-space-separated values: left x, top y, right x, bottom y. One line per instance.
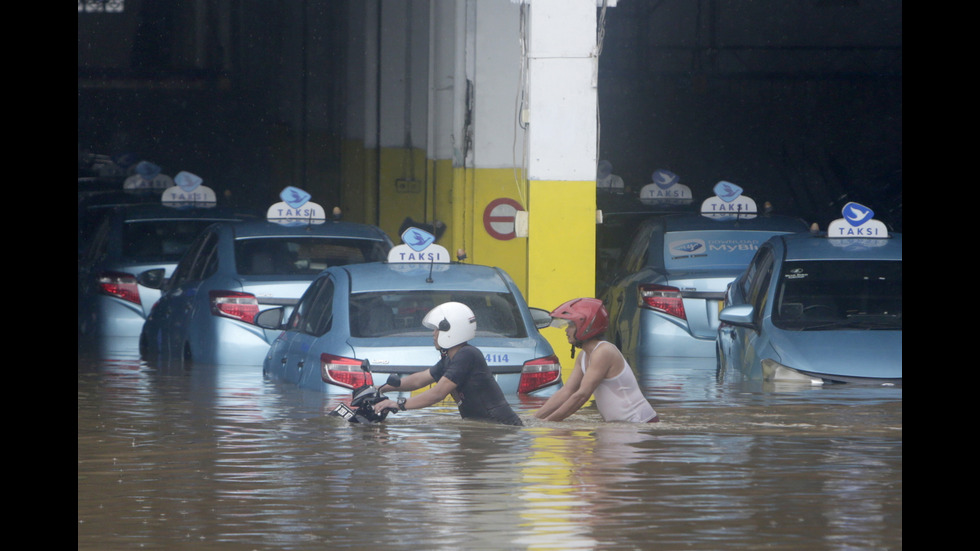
528, 179, 597, 379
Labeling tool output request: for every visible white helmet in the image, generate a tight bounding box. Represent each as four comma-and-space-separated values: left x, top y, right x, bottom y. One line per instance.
423, 301, 477, 349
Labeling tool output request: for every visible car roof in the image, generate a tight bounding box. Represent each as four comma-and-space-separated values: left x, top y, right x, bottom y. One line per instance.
104, 203, 256, 222
776, 232, 903, 261
226, 219, 392, 241
337, 262, 513, 294
658, 212, 810, 233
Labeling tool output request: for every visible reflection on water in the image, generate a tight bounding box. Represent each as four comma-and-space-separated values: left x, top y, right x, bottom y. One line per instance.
79, 338, 901, 550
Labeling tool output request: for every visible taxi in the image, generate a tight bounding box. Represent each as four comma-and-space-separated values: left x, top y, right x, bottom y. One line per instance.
716, 203, 901, 384
602, 182, 810, 369
138, 187, 393, 366
259, 227, 562, 396
77, 173, 255, 337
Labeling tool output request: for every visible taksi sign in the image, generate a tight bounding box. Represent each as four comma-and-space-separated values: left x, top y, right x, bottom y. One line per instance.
161, 171, 216, 208
639, 169, 693, 206
388, 227, 450, 264
266, 186, 326, 226
828, 202, 889, 246
701, 181, 757, 220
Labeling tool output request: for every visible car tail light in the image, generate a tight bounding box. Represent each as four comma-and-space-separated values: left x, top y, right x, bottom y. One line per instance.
98, 271, 141, 305
638, 284, 686, 320
518, 355, 562, 394
321, 353, 373, 389
209, 290, 260, 323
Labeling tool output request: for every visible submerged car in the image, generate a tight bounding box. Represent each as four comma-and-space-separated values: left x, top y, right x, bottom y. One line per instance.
260, 230, 562, 397
139, 188, 393, 366
717, 203, 901, 384
602, 183, 810, 368
77, 201, 255, 337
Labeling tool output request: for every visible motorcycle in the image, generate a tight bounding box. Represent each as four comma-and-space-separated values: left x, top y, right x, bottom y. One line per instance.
329, 371, 403, 424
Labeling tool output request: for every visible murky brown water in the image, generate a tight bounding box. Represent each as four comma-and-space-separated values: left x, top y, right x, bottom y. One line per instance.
78, 338, 901, 550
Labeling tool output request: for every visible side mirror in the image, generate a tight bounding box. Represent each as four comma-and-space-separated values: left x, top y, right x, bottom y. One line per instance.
719, 304, 756, 328
255, 307, 284, 329
137, 268, 167, 290
529, 307, 553, 330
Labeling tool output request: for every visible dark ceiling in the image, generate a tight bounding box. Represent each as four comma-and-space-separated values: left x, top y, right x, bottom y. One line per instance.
78, 0, 901, 231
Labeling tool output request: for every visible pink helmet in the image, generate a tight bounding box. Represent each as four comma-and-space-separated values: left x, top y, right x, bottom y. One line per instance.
550, 298, 609, 343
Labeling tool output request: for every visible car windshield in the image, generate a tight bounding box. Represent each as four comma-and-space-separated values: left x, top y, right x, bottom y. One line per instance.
349, 291, 527, 339
122, 219, 220, 262
235, 237, 389, 276
663, 230, 788, 271
773, 259, 902, 330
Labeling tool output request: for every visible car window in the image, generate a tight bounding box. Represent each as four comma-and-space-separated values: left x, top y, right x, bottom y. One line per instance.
623, 222, 657, 273
235, 237, 387, 276
121, 219, 219, 262
746, 247, 775, 312
168, 231, 216, 288
194, 235, 220, 281
348, 291, 526, 339
288, 276, 335, 337
773, 260, 902, 330
81, 216, 112, 265
739, 245, 773, 299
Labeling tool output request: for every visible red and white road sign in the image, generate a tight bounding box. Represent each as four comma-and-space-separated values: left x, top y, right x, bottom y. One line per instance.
483, 198, 525, 240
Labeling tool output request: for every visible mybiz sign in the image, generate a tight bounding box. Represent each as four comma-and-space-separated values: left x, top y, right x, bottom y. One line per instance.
669, 238, 761, 259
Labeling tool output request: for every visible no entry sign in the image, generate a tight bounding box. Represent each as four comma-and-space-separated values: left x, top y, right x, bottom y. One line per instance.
483, 198, 525, 240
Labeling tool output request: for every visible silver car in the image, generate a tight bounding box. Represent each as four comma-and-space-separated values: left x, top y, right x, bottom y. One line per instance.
139, 218, 393, 366
603, 212, 809, 369
717, 225, 902, 385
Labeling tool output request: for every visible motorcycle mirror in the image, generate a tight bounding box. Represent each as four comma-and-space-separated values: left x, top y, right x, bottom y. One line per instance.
386, 374, 401, 388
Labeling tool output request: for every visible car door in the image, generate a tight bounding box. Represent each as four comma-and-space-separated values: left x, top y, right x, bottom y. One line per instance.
724, 245, 776, 375
160, 231, 219, 359
273, 275, 336, 386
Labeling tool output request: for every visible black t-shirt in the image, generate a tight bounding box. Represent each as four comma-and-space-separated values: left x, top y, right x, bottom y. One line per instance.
429, 344, 523, 426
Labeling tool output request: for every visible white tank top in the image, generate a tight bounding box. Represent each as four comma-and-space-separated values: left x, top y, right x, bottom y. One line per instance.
580, 342, 657, 422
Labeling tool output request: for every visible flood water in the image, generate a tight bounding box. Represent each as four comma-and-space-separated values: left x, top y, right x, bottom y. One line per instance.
78, 338, 901, 550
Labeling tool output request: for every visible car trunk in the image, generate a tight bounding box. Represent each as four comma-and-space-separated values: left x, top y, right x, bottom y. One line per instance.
667, 272, 740, 339
347, 339, 541, 375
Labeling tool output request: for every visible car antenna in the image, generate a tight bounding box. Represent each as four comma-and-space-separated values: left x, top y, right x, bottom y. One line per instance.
426, 257, 435, 283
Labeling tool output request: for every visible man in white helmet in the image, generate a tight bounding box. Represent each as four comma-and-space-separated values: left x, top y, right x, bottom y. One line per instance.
373, 301, 523, 426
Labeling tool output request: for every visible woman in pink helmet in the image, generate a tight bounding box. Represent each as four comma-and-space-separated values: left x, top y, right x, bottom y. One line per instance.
534, 298, 659, 423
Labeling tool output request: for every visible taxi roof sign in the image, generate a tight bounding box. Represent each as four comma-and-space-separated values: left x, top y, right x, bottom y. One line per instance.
161, 171, 216, 208
827, 202, 889, 242
638, 169, 694, 206
266, 186, 326, 226
701, 181, 757, 220
387, 227, 450, 264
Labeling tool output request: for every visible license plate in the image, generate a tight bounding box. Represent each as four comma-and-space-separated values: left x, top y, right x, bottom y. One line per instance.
331, 402, 355, 420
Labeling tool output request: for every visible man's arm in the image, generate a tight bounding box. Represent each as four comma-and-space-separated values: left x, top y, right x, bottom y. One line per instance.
379, 369, 435, 393
373, 372, 454, 413
539, 346, 616, 422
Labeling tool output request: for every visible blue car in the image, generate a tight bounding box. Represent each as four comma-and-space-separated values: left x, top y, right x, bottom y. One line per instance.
602, 183, 810, 369
77, 202, 255, 337
260, 230, 561, 397
717, 203, 901, 385
139, 189, 394, 366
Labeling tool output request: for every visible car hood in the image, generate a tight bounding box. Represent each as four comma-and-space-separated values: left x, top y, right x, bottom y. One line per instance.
770, 328, 902, 381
